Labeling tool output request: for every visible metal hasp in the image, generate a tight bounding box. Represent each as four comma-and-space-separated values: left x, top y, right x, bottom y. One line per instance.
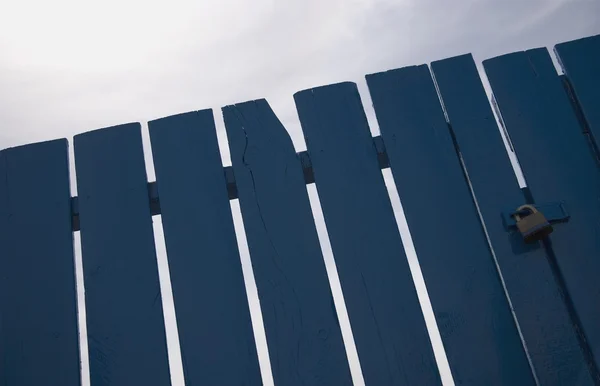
502, 201, 571, 237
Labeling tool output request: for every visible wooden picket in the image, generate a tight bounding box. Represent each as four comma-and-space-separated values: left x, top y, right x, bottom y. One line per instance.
484, 48, 600, 382
431, 54, 594, 385
0, 140, 80, 385
366, 65, 532, 385
74, 125, 172, 386
223, 100, 353, 385
1, 34, 599, 386
555, 35, 600, 152
295, 83, 440, 385
148, 111, 263, 385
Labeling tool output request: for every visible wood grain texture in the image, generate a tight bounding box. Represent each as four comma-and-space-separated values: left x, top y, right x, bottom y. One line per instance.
366, 64, 534, 385
484, 48, 600, 383
432, 54, 594, 385
148, 110, 262, 385
294, 82, 441, 386
223, 100, 353, 386
74, 124, 171, 386
0, 139, 81, 386
555, 35, 600, 150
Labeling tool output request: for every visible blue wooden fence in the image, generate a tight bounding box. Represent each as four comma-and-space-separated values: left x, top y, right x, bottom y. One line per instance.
1, 34, 599, 386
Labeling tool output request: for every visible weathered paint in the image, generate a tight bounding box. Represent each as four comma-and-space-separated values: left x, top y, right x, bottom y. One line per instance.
223, 100, 354, 386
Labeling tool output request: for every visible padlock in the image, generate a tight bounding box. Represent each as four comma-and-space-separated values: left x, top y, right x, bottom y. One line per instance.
513, 204, 553, 243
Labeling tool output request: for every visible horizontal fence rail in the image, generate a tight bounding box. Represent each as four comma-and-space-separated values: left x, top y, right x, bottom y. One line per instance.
70, 141, 389, 231
1, 34, 600, 386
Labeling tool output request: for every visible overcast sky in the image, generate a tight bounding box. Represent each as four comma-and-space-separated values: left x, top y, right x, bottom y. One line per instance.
1, 1, 599, 385
1, 0, 599, 153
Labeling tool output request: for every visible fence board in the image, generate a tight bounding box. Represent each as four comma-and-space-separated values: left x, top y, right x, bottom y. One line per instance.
294, 83, 441, 386
222, 100, 353, 386
484, 49, 600, 382
148, 110, 262, 385
431, 54, 594, 385
366, 65, 533, 385
555, 35, 600, 149
0, 140, 80, 386
74, 124, 171, 386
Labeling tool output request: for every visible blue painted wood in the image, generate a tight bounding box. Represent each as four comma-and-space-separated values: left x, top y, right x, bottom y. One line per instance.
555, 35, 600, 149
294, 83, 441, 386
222, 100, 353, 386
432, 54, 594, 385
366, 65, 534, 385
484, 48, 600, 382
148, 110, 262, 385
74, 124, 171, 386
0, 140, 81, 386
